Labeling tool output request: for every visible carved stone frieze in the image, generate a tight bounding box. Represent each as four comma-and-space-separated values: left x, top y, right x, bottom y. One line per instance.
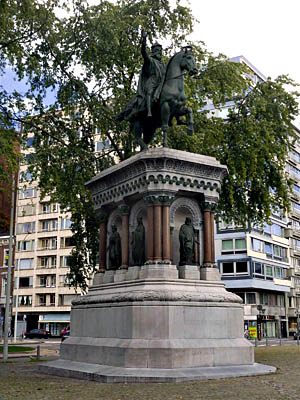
72, 288, 242, 306
86, 148, 227, 209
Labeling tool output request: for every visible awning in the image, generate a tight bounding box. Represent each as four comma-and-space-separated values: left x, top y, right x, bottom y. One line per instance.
39, 313, 70, 323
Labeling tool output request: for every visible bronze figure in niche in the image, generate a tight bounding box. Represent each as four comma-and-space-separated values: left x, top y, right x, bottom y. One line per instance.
179, 217, 198, 265
108, 224, 121, 270
131, 217, 146, 265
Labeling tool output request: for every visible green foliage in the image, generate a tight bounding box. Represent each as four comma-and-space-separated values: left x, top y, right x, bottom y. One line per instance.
0, 0, 299, 290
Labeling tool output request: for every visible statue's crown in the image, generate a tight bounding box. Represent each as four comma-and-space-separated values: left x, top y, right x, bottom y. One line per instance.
151, 42, 162, 50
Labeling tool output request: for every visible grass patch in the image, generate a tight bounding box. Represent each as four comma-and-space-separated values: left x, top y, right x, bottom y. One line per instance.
0, 346, 35, 353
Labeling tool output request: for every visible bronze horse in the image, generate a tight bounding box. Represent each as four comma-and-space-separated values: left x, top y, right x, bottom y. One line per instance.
118, 47, 198, 150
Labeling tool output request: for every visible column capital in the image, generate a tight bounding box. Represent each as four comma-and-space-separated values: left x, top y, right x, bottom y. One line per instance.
144, 194, 175, 206
119, 204, 130, 215
200, 201, 217, 212
96, 209, 108, 223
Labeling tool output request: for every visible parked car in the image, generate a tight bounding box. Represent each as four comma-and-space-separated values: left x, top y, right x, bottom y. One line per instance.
61, 330, 70, 342
24, 329, 51, 339
294, 331, 300, 340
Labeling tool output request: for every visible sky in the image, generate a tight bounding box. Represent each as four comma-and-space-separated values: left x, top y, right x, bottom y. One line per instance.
187, 0, 299, 84
2, 0, 300, 123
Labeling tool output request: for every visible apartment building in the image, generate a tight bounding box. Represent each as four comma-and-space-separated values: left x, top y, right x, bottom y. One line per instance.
214, 56, 299, 338
286, 130, 300, 335
13, 134, 77, 336
13, 130, 110, 336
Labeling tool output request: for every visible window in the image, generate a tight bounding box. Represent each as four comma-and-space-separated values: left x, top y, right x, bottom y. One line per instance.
95, 140, 110, 152
18, 276, 33, 288
18, 295, 32, 306
221, 261, 249, 276
252, 238, 263, 252
265, 242, 273, 255
38, 275, 56, 288
294, 184, 300, 196
39, 256, 57, 268
61, 218, 73, 230
50, 294, 55, 306
17, 222, 35, 234
222, 262, 234, 274
218, 219, 243, 230
60, 255, 72, 267
260, 293, 269, 305
18, 187, 36, 199
235, 238, 246, 250
221, 238, 246, 254
19, 171, 33, 182
222, 240, 233, 251
39, 238, 57, 250
4, 249, 9, 266
265, 265, 273, 277
254, 262, 264, 275
41, 219, 58, 232
246, 292, 256, 304
17, 240, 35, 251
18, 258, 34, 270
272, 224, 282, 237
60, 237, 75, 248
263, 223, 271, 234
17, 204, 36, 217
236, 261, 248, 273
26, 137, 35, 147
41, 203, 58, 214
38, 295, 46, 306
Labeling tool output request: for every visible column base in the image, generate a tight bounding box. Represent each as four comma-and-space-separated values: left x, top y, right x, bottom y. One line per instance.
200, 264, 220, 281
178, 265, 200, 280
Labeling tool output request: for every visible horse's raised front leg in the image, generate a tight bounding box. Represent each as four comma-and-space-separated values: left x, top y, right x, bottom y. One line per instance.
160, 101, 170, 148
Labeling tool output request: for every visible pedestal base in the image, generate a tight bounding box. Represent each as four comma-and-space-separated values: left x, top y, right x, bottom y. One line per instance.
39, 278, 275, 382
40, 360, 275, 383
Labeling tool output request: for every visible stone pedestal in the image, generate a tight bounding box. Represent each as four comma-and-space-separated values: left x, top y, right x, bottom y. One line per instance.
200, 265, 221, 281
178, 265, 200, 280
103, 270, 114, 284
40, 148, 275, 382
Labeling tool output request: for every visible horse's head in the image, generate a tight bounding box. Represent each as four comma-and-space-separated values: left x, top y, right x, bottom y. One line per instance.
180, 46, 198, 76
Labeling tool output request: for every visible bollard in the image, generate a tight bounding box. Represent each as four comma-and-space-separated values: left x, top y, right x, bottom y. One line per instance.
255, 338, 258, 347
297, 335, 299, 346
279, 336, 282, 346
36, 345, 40, 360
266, 337, 268, 346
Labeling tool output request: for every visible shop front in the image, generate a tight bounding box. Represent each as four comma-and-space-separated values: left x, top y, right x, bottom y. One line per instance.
38, 313, 70, 336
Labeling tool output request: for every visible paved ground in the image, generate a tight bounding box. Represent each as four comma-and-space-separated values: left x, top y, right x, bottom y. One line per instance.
0, 345, 300, 400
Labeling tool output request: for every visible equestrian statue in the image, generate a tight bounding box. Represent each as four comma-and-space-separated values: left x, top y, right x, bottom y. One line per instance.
117, 30, 198, 150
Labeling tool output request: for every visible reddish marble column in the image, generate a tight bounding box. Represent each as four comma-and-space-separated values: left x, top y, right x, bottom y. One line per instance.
194, 230, 199, 264
162, 204, 171, 262
120, 206, 129, 269
153, 203, 162, 261
147, 204, 154, 262
210, 211, 215, 264
99, 219, 107, 271
203, 209, 212, 264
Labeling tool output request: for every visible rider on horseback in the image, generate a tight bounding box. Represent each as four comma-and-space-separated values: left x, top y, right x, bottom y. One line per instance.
117, 30, 166, 122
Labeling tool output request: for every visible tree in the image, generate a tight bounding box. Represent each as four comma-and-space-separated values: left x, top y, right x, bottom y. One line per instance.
0, 0, 299, 290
